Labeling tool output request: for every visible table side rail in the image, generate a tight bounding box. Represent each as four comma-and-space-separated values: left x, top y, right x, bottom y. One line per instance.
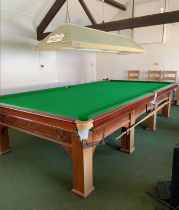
92, 93, 155, 129
156, 83, 178, 97
92, 85, 175, 130
0, 104, 77, 132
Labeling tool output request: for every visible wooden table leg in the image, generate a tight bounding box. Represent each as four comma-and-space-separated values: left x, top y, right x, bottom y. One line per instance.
161, 100, 171, 117
145, 112, 157, 131
120, 112, 135, 154
177, 85, 179, 106
71, 132, 95, 198
0, 125, 12, 155
171, 90, 175, 105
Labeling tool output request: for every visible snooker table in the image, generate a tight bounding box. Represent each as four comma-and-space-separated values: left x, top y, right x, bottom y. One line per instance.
0, 80, 178, 198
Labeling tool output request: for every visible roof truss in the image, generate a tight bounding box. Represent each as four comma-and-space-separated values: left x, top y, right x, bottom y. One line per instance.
87, 10, 179, 31
37, 0, 66, 36
37, 0, 125, 40
36, 1, 179, 42
37, 0, 98, 40
104, 0, 126, 11
78, 0, 97, 25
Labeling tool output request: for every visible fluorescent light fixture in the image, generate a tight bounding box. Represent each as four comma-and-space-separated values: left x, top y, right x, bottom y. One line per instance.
60, 46, 125, 54
35, 23, 145, 55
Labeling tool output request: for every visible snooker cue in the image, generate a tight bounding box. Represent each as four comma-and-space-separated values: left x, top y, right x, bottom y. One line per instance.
115, 100, 170, 141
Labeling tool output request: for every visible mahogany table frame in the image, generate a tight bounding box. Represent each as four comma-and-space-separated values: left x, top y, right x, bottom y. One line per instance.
0, 83, 177, 198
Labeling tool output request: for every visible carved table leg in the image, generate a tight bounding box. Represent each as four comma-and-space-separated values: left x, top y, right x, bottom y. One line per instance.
71, 132, 95, 198
161, 101, 171, 117
0, 125, 12, 155
120, 112, 135, 154
145, 112, 157, 131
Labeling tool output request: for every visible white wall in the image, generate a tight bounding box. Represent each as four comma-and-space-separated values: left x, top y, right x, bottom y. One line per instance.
0, 9, 96, 95
2, 0, 178, 95
0, 0, 122, 95
1, 0, 120, 27
0, 0, 123, 95
96, 0, 179, 82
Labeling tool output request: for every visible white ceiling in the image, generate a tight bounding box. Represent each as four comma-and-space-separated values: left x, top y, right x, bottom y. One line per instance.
1, 0, 129, 27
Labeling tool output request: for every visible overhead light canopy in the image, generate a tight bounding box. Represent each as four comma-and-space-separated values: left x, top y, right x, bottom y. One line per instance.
35, 23, 145, 55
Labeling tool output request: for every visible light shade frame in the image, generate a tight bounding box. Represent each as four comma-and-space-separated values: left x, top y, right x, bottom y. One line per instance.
35, 23, 146, 55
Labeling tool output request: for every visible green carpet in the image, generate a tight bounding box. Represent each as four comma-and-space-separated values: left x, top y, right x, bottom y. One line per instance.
0, 105, 179, 210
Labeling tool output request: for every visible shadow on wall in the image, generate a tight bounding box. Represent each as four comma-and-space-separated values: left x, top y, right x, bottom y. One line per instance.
0, 81, 78, 95
2, 12, 37, 41
2, 40, 36, 51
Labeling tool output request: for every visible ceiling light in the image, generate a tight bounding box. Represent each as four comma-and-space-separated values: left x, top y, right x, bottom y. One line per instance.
35, 23, 145, 55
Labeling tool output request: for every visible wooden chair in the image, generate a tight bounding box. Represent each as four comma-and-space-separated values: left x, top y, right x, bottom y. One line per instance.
128, 70, 140, 80
148, 70, 161, 81
162, 70, 177, 83
162, 70, 178, 104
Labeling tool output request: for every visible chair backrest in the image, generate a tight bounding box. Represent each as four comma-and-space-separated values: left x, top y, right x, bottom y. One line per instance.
128, 70, 140, 80
148, 70, 161, 81
162, 70, 177, 83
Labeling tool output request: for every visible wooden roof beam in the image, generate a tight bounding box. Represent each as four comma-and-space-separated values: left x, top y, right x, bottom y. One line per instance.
104, 0, 126, 11
78, 0, 97, 25
37, 0, 97, 40
37, 0, 66, 35
37, 32, 51, 41
87, 10, 179, 31
37, 10, 179, 41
